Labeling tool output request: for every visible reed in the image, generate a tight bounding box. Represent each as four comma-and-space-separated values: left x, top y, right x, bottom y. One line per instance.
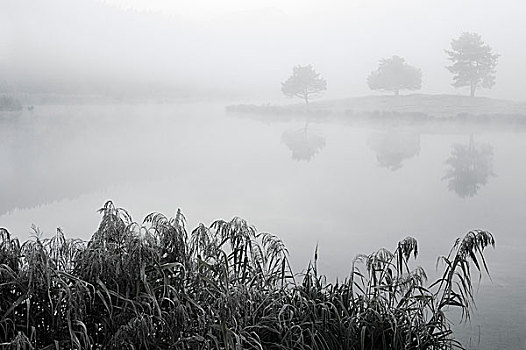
0, 201, 494, 349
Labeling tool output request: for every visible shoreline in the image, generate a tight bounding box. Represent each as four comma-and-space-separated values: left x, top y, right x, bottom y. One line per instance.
225, 94, 526, 125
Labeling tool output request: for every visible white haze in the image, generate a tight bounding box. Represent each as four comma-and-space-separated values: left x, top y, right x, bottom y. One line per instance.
2, 0, 526, 101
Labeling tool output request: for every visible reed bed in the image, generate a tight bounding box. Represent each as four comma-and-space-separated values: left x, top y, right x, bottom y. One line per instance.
1, 201, 494, 349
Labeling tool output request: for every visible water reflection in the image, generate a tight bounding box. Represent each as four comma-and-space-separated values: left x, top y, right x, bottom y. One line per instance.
281, 123, 326, 162
0, 118, 121, 215
0, 107, 187, 215
443, 135, 495, 198
367, 130, 421, 170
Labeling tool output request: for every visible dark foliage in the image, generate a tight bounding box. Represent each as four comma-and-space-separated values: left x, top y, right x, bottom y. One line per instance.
1, 201, 494, 349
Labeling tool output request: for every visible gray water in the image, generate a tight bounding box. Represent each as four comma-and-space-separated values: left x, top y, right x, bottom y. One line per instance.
1, 103, 525, 349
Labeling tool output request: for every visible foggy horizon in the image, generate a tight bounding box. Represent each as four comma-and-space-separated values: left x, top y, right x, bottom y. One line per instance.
2, 0, 526, 101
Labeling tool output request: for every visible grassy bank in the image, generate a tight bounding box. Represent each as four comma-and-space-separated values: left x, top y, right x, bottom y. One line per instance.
1, 201, 494, 349
226, 94, 526, 124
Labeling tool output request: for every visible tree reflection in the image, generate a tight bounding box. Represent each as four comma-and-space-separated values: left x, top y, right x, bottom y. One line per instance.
443, 135, 494, 198
368, 130, 421, 171
282, 123, 325, 162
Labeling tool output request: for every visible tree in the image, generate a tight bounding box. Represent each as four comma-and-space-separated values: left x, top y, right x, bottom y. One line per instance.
367, 56, 422, 96
442, 135, 494, 198
445, 32, 499, 97
368, 131, 421, 171
282, 123, 326, 162
281, 65, 327, 104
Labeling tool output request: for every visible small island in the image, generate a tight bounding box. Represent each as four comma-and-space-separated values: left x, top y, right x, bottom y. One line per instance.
226, 94, 526, 124
227, 33, 526, 125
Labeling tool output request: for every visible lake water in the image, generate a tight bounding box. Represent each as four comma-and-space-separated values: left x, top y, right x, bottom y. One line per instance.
1, 103, 525, 349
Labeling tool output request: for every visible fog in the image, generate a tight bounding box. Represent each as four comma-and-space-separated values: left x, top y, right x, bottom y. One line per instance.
2, 0, 526, 101
2, 1, 526, 349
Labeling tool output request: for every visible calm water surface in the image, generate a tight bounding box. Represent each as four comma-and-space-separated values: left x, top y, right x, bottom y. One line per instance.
1, 103, 525, 349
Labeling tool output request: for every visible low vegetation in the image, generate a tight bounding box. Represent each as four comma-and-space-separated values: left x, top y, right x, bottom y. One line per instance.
226, 95, 526, 122
0, 96, 22, 111
1, 201, 495, 349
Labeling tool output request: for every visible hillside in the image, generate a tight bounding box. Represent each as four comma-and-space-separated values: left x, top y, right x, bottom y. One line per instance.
313, 94, 526, 118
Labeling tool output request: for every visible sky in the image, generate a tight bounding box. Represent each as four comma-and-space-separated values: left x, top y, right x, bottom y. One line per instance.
98, 0, 403, 19
2, 0, 526, 101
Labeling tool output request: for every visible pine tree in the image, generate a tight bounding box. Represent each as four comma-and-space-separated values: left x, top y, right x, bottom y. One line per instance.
446, 33, 499, 97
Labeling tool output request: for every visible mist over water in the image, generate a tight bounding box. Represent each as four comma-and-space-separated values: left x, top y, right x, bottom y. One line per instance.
2, 0, 526, 348
2, 0, 526, 100
2, 103, 526, 348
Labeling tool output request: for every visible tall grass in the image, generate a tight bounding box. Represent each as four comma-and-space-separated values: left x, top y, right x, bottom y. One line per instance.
1, 201, 494, 349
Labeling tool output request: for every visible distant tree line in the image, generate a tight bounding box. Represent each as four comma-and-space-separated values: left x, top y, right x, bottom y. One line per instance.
0, 95, 23, 111
282, 32, 499, 103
